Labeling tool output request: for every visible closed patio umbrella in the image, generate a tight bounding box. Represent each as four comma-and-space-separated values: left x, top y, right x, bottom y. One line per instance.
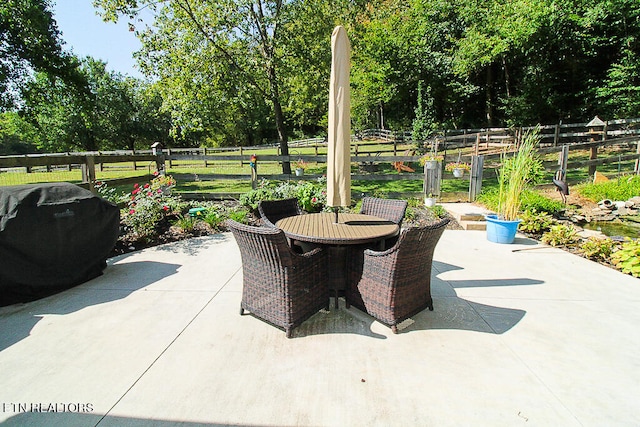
327, 25, 351, 222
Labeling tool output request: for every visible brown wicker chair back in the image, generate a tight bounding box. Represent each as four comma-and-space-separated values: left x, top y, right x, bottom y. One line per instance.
359, 197, 408, 226
258, 198, 302, 228
347, 218, 449, 333
227, 220, 329, 338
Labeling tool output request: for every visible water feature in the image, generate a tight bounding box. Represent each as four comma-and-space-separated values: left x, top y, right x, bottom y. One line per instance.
582, 220, 640, 239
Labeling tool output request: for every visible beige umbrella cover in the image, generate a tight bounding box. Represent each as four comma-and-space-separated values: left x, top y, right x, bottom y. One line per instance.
327, 25, 351, 209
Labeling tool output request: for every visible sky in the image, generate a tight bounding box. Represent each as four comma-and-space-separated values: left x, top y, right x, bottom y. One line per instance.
51, 1, 145, 79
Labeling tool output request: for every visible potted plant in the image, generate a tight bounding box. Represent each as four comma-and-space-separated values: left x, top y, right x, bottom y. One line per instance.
445, 161, 471, 178
419, 154, 443, 170
294, 158, 307, 176
486, 128, 544, 244
424, 193, 437, 207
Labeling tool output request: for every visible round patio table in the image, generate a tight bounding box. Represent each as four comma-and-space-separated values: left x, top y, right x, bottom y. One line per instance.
276, 212, 399, 308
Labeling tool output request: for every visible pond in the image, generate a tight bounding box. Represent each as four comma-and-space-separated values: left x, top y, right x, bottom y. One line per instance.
582, 220, 640, 239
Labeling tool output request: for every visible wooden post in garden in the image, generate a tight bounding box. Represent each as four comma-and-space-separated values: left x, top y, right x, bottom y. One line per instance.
81, 155, 96, 193
151, 142, 165, 174
557, 145, 569, 182
553, 123, 560, 146
250, 154, 258, 189
587, 116, 605, 177
132, 149, 137, 170
423, 161, 441, 199
469, 155, 484, 202
167, 148, 173, 169
635, 139, 640, 175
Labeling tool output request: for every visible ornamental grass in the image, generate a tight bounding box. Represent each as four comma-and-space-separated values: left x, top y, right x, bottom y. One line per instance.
497, 128, 545, 221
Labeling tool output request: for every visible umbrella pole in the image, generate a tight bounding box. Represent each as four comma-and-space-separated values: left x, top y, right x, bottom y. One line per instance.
334, 207, 339, 223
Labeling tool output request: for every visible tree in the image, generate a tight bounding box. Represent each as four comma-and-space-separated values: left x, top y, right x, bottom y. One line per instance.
22, 57, 171, 152
0, 111, 40, 154
95, 0, 301, 172
0, 0, 86, 110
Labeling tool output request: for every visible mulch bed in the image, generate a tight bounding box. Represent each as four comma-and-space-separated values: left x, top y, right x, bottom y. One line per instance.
109, 202, 462, 258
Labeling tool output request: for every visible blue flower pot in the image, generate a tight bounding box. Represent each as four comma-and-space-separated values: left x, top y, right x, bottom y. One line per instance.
485, 214, 521, 244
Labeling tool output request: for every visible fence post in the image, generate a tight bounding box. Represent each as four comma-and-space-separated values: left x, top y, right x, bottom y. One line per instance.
151, 142, 165, 174
132, 149, 137, 170
556, 145, 569, 181
250, 154, 258, 189
553, 123, 560, 146
469, 155, 484, 202
423, 161, 441, 198
587, 116, 605, 177
81, 155, 96, 193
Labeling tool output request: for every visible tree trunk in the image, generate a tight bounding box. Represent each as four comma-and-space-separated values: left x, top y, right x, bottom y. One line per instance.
267, 65, 290, 174
485, 66, 494, 127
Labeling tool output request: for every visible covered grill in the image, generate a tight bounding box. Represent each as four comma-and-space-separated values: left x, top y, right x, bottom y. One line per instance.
0, 183, 120, 306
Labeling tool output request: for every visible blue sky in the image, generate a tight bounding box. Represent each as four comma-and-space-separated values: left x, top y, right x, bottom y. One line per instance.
51, 1, 145, 79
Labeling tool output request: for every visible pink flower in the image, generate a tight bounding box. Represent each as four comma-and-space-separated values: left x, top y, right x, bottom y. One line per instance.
147, 192, 153, 196
144, 183, 150, 188
134, 183, 139, 188
132, 188, 140, 195
157, 189, 162, 194
153, 171, 159, 176
312, 197, 317, 203
129, 209, 135, 214
162, 205, 169, 211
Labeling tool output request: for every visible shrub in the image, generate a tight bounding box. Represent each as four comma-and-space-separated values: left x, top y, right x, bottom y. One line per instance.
519, 209, 555, 234
172, 214, 197, 232
122, 176, 177, 240
203, 208, 225, 230
239, 179, 327, 213
478, 188, 565, 216
407, 197, 423, 208
228, 209, 250, 224
576, 175, 640, 202
541, 224, 580, 247
611, 238, 640, 277
404, 207, 417, 222
579, 236, 619, 262
295, 181, 326, 212
520, 190, 566, 214
123, 196, 167, 240
429, 204, 448, 219
94, 181, 126, 205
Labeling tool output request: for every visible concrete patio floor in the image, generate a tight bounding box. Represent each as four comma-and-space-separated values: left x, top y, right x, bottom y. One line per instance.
1, 228, 639, 426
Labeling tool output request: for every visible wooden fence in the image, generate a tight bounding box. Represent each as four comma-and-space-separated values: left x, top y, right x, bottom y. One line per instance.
2, 118, 640, 201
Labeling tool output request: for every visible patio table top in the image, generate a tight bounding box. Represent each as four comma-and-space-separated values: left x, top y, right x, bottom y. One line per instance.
276, 212, 399, 245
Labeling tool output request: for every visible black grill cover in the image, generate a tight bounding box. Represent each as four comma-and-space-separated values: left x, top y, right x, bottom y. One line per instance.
0, 183, 120, 306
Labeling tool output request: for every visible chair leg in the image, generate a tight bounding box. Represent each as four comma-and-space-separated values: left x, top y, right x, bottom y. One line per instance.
286, 328, 293, 339
391, 325, 398, 334
427, 298, 434, 311
334, 290, 339, 309
240, 307, 245, 315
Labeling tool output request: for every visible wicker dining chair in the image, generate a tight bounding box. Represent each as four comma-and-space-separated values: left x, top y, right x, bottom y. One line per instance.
359, 197, 408, 226
359, 196, 408, 248
258, 198, 302, 228
227, 220, 329, 338
346, 218, 449, 333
